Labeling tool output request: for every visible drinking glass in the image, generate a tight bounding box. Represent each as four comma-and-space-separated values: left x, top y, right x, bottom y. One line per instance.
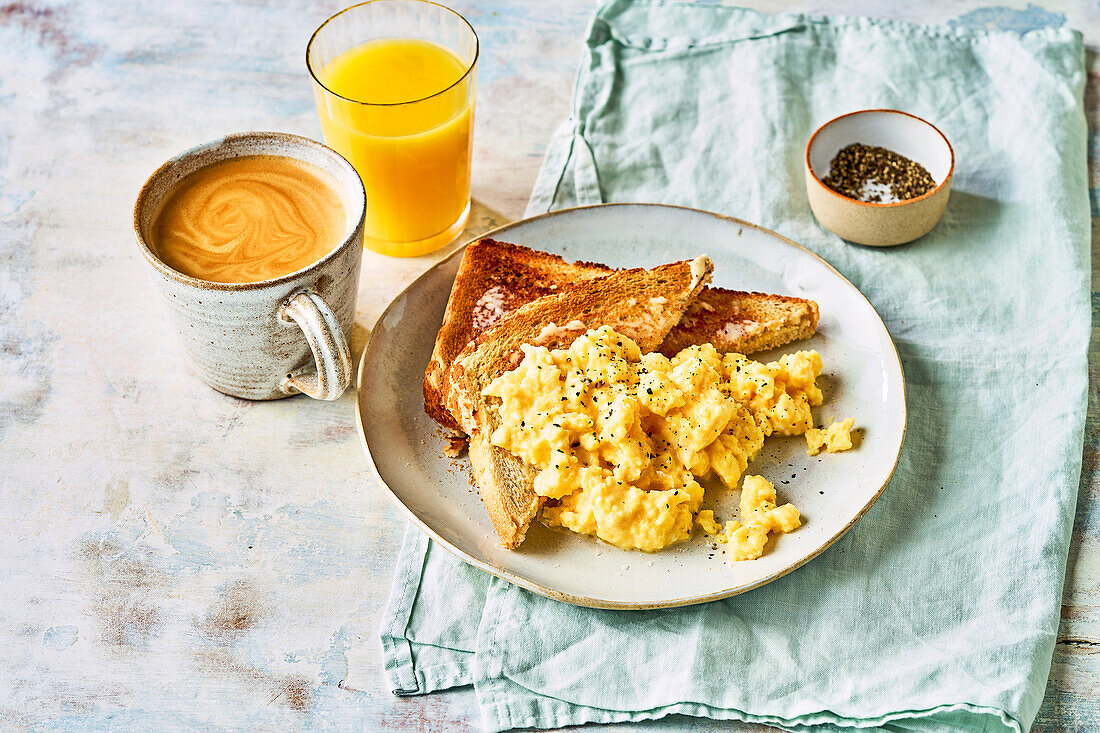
307, 0, 478, 257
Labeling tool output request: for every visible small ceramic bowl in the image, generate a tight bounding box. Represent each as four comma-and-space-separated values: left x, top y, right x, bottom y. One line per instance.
805, 109, 954, 246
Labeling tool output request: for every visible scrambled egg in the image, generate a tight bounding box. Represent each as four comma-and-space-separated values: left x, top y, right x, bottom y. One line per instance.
483, 326, 824, 555
806, 417, 855, 456
696, 476, 801, 560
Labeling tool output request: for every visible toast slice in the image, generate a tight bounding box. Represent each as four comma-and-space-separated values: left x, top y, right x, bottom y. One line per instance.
466, 432, 540, 550
447, 256, 714, 547
423, 239, 612, 430
658, 287, 820, 356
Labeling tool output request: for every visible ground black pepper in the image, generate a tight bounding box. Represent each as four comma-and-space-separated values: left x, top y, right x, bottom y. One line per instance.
821, 143, 936, 203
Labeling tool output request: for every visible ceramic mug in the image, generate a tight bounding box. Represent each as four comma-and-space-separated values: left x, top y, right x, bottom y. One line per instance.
133, 132, 365, 400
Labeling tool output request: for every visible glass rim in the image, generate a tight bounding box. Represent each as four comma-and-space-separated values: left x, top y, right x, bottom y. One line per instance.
306, 0, 480, 108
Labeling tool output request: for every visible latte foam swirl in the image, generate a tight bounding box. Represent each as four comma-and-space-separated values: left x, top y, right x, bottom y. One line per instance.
152, 156, 346, 283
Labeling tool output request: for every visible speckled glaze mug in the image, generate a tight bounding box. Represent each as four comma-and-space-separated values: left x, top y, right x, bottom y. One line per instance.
133, 132, 365, 400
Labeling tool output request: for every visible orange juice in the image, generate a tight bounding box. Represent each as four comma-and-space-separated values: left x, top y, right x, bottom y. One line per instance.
314, 38, 474, 256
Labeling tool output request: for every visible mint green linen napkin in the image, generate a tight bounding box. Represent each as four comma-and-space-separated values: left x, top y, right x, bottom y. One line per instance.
379, 2, 1090, 731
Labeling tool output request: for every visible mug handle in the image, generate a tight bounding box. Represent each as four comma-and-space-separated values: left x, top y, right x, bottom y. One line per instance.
278, 290, 352, 400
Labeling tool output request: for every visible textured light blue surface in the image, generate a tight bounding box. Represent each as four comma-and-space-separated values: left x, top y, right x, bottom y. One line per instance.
0, 0, 1096, 730
383, 3, 1091, 731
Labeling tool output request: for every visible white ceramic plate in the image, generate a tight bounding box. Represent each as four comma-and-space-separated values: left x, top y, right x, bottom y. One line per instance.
356, 203, 905, 609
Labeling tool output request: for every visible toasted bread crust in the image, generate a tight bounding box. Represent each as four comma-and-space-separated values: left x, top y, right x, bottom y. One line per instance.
447, 257, 713, 548
423, 239, 611, 429
658, 287, 820, 356
468, 434, 540, 548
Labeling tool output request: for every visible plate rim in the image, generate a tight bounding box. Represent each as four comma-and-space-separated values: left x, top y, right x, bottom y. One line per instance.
355, 202, 907, 610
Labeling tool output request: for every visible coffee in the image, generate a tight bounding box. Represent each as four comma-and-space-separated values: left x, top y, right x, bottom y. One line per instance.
151, 155, 346, 283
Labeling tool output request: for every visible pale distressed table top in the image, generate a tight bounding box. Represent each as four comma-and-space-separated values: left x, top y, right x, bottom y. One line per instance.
2, 1, 1096, 731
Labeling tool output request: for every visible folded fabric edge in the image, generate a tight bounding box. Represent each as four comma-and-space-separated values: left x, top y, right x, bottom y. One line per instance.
379, 527, 477, 695
473, 581, 1020, 733
379, 526, 427, 694
593, 0, 1082, 50
524, 10, 611, 219
391, 658, 473, 698
475, 687, 1024, 733
525, 117, 609, 217
524, 117, 579, 217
